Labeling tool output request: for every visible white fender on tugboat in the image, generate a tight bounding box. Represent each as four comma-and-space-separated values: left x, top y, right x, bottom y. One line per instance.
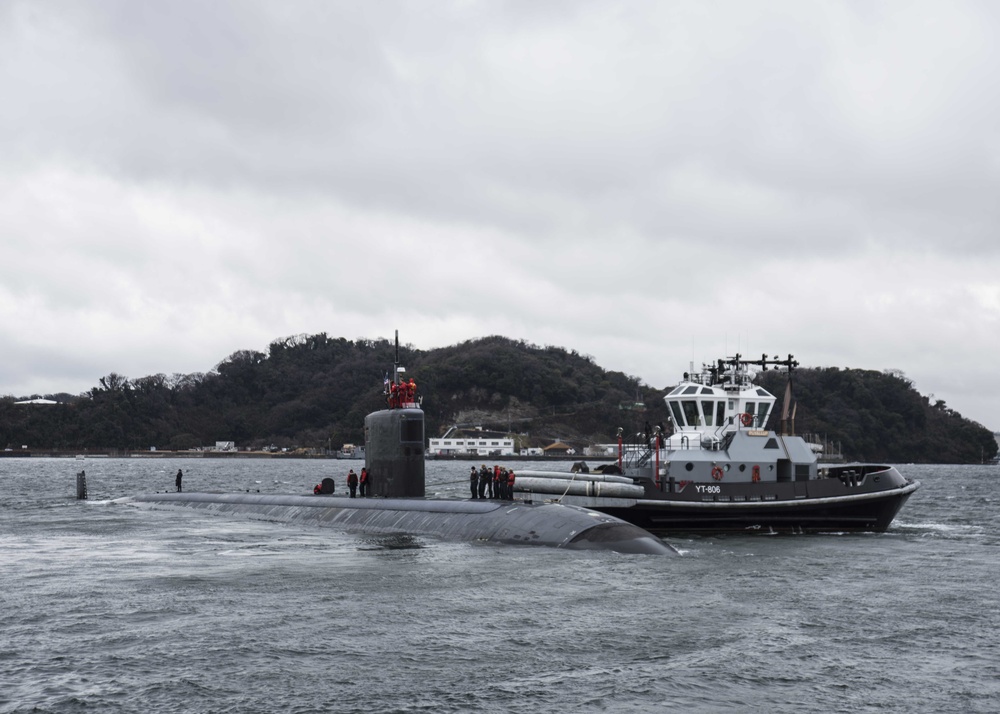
514, 476, 645, 499
514, 470, 636, 485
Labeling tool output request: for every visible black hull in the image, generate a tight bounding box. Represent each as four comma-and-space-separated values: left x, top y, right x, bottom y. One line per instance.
589, 484, 918, 534
121, 492, 676, 555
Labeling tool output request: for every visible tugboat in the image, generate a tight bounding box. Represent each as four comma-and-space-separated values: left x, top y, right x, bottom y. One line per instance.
515, 354, 920, 534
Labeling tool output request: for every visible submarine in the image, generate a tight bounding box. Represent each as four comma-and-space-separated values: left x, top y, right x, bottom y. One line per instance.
125, 492, 671, 553
119, 333, 675, 556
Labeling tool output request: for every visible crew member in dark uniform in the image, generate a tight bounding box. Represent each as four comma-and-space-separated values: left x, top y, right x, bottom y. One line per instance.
347, 469, 359, 498
470, 466, 479, 498
479, 465, 490, 499
175, 469, 183, 493
359, 467, 369, 497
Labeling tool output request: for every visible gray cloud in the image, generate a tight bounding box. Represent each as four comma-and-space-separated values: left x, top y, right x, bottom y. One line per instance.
2, 0, 999, 429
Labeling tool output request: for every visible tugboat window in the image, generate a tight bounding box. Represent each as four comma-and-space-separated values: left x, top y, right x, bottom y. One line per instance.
738, 464, 746, 472
716, 402, 725, 426
683, 386, 698, 395
685, 462, 694, 471
701, 401, 715, 426
669, 401, 684, 425
681, 401, 700, 426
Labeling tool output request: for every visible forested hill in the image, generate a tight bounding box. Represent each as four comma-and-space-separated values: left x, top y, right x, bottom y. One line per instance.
1, 333, 996, 464
755, 367, 996, 464
0, 335, 659, 454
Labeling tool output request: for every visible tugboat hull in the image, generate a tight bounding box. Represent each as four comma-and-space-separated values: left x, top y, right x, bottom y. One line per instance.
582, 481, 920, 534
519, 466, 920, 534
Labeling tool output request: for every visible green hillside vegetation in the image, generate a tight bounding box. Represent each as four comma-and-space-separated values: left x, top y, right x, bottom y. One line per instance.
1, 334, 995, 464
0, 335, 664, 454
755, 367, 996, 464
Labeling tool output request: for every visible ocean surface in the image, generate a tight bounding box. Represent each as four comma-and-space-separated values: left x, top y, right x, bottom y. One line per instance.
1, 458, 997, 713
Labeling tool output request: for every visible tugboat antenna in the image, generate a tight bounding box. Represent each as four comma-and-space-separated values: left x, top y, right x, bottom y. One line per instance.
780, 360, 798, 436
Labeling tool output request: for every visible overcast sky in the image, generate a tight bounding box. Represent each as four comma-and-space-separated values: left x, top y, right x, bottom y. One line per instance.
3, 1, 999, 430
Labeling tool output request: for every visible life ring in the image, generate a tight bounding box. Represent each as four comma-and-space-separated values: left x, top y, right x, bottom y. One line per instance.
740, 413, 753, 427
752, 465, 760, 483
711, 466, 724, 481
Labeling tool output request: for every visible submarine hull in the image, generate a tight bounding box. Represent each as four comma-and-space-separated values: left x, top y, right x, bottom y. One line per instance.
122, 492, 676, 555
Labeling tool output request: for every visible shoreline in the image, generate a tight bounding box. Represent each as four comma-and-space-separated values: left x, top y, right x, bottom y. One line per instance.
1, 450, 612, 462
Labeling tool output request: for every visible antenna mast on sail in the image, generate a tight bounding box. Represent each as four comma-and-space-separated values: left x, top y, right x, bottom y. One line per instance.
394, 330, 400, 386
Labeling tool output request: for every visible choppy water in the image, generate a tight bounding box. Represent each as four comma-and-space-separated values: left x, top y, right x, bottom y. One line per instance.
1, 458, 997, 713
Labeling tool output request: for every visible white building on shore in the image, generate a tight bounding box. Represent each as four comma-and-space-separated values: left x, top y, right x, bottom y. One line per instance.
428, 427, 516, 456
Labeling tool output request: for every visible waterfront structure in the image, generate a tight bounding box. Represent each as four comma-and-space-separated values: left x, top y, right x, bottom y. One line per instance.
428, 427, 515, 457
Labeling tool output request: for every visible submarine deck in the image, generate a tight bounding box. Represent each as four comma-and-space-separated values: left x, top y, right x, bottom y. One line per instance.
121, 492, 676, 555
